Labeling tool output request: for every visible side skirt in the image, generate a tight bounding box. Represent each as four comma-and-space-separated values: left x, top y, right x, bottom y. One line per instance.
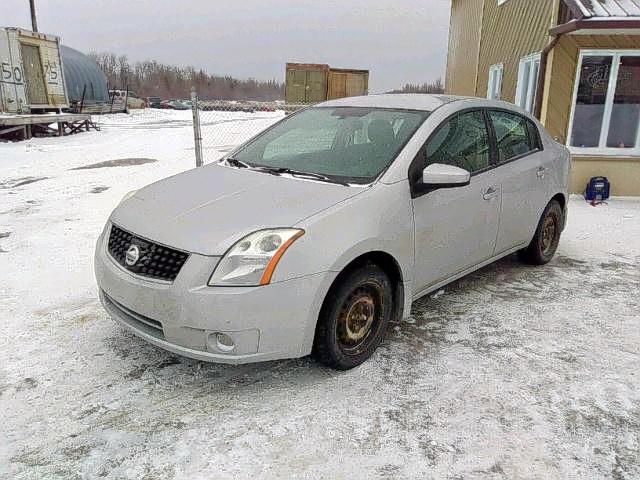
411, 244, 526, 302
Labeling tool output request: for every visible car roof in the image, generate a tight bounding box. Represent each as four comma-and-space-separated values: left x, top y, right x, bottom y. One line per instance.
318, 94, 470, 112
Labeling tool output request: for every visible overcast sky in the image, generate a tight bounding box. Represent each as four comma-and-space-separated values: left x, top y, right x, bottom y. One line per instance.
4, 0, 451, 92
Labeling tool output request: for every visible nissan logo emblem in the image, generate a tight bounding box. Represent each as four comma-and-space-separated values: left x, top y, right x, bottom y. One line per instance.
125, 244, 140, 266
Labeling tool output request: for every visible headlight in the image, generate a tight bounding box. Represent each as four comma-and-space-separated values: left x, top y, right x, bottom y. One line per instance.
208, 229, 304, 286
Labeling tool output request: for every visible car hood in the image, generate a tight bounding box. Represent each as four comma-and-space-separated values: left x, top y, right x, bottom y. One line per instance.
110, 163, 365, 255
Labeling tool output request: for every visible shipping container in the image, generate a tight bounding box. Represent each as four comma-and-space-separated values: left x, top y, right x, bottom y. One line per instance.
327, 68, 369, 101
0, 27, 68, 114
285, 63, 369, 104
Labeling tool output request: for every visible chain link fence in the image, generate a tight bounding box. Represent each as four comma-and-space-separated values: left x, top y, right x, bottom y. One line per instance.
190, 89, 316, 166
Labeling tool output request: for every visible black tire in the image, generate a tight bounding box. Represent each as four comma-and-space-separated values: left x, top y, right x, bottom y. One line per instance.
519, 200, 563, 265
313, 263, 393, 370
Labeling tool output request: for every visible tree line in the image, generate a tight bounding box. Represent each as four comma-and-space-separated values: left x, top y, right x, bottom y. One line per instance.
88, 51, 444, 101
387, 79, 444, 94
87, 52, 284, 101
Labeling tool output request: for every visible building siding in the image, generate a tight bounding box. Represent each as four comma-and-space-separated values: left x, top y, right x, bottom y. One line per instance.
476, 0, 558, 100
544, 34, 640, 195
571, 157, 640, 196
444, 0, 484, 96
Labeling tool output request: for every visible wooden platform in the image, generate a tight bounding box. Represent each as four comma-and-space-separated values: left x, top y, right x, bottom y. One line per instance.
0, 113, 98, 140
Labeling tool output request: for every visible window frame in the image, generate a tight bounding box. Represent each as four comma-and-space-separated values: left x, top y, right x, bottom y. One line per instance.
487, 64, 504, 100
515, 52, 541, 113
567, 49, 640, 157
486, 108, 544, 166
408, 107, 543, 198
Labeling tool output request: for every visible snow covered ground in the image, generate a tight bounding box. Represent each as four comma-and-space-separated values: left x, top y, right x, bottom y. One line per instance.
1, 110, 639, 479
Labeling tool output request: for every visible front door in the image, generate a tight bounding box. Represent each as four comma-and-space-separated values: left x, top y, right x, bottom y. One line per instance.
411, 110, 501, 293
20, 43, 48, 105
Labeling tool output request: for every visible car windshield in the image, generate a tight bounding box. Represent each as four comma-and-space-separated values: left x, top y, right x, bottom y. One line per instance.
231, 107, 429, 184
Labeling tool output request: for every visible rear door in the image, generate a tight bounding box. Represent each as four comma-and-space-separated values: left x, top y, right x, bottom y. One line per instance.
20, 43, 48, 105
487, 109, 549, 253
411, 109, 501, 292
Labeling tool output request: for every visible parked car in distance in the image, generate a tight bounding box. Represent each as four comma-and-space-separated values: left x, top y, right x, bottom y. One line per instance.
146, 96, 161, 108
158, 99, 190, 110
167, 100, 190, 110
109, 90, 146, 109
95, 94, 570, 370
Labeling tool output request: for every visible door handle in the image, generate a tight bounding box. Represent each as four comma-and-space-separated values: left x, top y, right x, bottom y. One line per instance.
482, 186, 498, 200
536, 167, 548, 178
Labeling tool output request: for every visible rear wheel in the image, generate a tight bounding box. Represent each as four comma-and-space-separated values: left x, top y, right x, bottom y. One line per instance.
313, 263, 393, 370
519, 200, 563, 265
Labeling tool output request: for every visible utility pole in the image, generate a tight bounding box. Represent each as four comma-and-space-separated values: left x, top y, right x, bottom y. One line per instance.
29, 0, 38, 32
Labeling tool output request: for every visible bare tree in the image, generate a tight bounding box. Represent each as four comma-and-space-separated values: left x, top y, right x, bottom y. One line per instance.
90, 50, 284, 100
388, 79, 444, 94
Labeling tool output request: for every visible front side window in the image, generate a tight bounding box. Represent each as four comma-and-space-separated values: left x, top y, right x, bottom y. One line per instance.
569, 51, 640, 154
233, 107, 428, 184
424, 110, 491, 173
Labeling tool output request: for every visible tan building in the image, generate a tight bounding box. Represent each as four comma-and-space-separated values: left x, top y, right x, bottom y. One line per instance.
445, 0, 640, 196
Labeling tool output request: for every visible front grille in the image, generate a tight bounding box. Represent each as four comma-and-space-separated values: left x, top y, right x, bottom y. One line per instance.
107, 224, 189, 282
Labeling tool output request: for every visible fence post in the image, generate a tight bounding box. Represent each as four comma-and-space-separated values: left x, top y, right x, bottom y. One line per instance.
191, 87, 204, 167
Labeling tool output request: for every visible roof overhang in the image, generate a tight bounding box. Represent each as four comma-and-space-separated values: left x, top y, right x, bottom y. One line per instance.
550, 18, 640, 35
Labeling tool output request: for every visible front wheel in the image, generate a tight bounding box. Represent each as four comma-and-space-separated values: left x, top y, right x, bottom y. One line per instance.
313, 263, 393, 370
519, 200, 563, 265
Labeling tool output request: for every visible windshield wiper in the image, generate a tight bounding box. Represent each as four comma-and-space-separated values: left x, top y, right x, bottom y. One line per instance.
253, 166, 349, 186
223, 157, 250, 169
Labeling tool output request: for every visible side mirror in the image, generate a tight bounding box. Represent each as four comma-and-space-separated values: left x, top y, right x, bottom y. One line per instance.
422, 163, 470, 187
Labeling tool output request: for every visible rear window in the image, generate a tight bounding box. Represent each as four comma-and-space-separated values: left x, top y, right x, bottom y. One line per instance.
488, 110, 541, 162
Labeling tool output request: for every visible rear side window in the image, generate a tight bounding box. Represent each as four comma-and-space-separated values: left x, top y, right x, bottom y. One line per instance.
488, 110, 540, 162
424, 110, 491, 174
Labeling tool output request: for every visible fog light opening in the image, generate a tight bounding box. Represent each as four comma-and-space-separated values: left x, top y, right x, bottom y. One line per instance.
216, 332, 235, 352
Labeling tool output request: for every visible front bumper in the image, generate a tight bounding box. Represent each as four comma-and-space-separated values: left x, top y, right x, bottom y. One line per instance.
95, 227, 336, 364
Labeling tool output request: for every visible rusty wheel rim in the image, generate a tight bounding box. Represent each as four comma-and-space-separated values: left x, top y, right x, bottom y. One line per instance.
541, 214, 557, 255
337, 283, 383, 355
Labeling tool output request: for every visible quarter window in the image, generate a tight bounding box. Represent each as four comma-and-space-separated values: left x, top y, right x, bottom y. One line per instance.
489, 110, 539, 162
425, 110, 491, 174
569, 51, 640, 154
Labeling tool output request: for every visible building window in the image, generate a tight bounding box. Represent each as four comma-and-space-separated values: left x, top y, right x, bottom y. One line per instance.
487, 64, 503, 100
569, 50, 640, 155
515, 53, 541, 113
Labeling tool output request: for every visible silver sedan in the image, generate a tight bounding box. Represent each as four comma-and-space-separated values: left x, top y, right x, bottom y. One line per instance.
95, 94, 570, 370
